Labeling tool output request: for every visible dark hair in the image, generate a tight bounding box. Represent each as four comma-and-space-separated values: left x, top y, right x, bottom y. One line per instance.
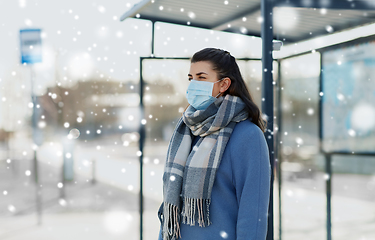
191, 48, 267, 132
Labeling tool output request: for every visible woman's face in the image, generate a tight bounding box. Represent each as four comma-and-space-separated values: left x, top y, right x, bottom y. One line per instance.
188, 61, 230, 97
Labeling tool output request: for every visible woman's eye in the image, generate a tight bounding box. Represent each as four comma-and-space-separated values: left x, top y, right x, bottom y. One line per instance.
199, 76, 206, 79
188, 78, 192, 81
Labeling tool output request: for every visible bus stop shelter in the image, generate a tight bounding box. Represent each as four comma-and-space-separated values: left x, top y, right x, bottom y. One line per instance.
119, 1, 375, 239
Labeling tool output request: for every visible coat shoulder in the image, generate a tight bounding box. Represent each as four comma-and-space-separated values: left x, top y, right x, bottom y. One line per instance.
231, 120, 264, 141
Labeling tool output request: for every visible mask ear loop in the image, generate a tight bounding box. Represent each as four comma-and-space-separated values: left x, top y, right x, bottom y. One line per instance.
215, 78, 225, 83
214, 78, 226, 98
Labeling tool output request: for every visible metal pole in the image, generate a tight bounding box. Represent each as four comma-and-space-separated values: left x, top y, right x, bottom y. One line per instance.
91, 158, 96, 184
33, 149, 41, 225
319, 49, 332, 240
30, 66, 42, 225
137, 20, 155, 240
325, 154, 332, 240
319, 52, 324, 152
139, 57, 145, 240
276, 60, 282, 240
60, 149, 65, 199
261, 0, 274, 239
151, 21, 155, 57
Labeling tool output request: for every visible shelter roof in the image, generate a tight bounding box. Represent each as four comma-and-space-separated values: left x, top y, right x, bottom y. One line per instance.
120, 0, 375, 44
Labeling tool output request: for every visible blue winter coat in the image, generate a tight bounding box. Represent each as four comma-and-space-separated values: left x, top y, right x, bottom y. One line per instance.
158, 120, 271, 240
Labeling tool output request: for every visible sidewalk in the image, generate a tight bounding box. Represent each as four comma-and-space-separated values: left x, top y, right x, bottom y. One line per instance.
0, 211, 158, 240
2, 141, 374, 240
0, 158, 161, 240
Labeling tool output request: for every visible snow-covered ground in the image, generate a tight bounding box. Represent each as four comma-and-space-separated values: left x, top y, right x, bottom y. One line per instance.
1, 137, 374, 240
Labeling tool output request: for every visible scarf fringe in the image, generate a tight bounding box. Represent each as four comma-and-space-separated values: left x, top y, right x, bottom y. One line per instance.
181, 197, 212, 227
162, 198, 212, 240
163, 202, 181, 240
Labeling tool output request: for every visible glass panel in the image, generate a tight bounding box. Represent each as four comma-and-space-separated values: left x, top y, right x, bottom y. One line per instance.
332, 155, 375, 240
321, 41, 375, 153
237, 60, 279, 111
280, 53, 326, 240
142, 59, 191, 240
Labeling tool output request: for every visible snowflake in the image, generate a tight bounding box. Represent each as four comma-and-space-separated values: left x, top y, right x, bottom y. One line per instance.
8, 205, 16, 212
59, 199, 67, 206
220, 231, 228, 238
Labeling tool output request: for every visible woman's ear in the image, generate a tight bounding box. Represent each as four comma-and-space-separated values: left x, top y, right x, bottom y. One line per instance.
220, 77, 231, 93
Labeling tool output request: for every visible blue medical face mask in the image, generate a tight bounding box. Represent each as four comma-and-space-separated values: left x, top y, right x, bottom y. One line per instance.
186, 79, 223, 110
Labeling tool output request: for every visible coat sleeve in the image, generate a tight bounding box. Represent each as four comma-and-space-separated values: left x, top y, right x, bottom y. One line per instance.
231, 125, 271, 240
158, 227, 163, 240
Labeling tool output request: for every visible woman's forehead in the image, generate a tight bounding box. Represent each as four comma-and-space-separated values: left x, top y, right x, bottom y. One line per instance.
189, 61, 215, 75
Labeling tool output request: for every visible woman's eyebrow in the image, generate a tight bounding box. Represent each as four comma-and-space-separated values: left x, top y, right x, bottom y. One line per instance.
187, 72, 208, 76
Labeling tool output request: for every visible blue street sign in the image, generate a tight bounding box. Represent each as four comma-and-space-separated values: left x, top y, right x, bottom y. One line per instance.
20, 29, 42, 64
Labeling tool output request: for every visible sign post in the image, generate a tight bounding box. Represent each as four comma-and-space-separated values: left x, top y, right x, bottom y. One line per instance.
20, 28, 43, 225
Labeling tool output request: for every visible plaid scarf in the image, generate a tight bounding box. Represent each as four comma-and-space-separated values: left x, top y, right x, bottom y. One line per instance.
162, 94, 248, 240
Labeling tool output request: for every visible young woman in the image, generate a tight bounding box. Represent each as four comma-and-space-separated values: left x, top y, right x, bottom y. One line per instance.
158, 48, 271, 240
